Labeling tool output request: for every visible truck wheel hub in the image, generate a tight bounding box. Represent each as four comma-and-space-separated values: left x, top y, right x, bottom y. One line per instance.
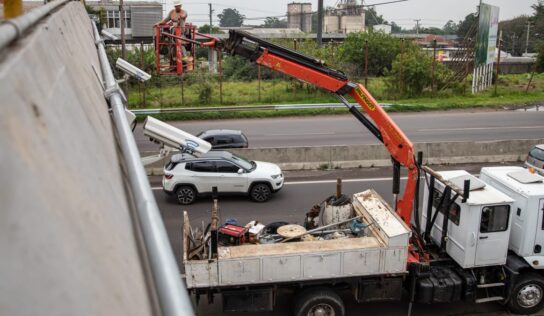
518, 284, 543, 308
309, 304, 334, 316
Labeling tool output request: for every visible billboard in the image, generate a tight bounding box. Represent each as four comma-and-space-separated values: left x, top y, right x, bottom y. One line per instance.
475, 3, 500, 66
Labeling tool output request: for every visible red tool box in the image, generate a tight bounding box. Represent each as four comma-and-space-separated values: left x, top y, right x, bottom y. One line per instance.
218, 225, 248, 246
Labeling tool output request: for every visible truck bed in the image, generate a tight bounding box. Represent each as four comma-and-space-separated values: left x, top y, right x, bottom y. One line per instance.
183, 189, 411, 289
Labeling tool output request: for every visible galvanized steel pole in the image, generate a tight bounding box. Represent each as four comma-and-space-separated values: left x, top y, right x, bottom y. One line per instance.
92, 21, 194, 316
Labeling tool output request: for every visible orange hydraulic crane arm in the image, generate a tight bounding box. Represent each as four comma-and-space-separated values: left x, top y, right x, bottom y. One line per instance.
223, 30, 418, 226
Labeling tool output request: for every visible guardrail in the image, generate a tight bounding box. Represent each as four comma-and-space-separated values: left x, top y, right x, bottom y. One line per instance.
130, 102, 398, 115
144, 138, 544, 175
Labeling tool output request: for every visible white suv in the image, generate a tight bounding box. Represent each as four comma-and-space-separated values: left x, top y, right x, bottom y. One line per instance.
163, 151, 284, 204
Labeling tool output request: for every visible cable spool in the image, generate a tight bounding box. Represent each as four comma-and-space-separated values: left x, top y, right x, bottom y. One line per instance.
322, 194, 353, 226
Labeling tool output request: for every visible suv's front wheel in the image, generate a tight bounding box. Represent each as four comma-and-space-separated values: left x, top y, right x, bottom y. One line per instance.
176, 185, 197, 205
250, 183, 272, 202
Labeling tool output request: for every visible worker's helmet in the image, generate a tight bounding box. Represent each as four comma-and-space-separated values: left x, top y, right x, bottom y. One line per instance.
173, 0, 182, 6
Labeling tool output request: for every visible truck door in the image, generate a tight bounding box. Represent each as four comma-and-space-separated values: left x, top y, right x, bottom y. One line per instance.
475, 205, 511, 266
535, 199, 544, 254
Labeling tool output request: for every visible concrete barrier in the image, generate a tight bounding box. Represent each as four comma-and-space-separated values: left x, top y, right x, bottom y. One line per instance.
144, 138, 544, 175
0, 3, 153, 315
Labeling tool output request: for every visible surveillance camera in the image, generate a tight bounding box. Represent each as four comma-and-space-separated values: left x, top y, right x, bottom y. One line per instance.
101, 29, 118, 40
116, 58, 151, 82
143, 116, 211, 156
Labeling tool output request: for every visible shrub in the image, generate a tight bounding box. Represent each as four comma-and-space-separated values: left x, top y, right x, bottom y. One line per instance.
385, 48, 453, 97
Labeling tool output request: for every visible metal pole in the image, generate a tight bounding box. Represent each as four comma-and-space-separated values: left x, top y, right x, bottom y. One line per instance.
317, 0, 323, 46
414, 19, 421, 36
399, 39, 404, 95
432, 39, 437, 96
0, 0, 70, 50
119, 0, 128, 95
208, 3, 213, 28
218, 49, 223, 104
364, 39, 368, 86
140, 41, 145, 107
495, 31, 502, 95
525, 21, 531, 55
120, 0, 126, 59
92, 22, 194, 316
258, 65, 261, 102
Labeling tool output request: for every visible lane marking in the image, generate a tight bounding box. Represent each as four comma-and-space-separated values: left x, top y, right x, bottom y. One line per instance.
268, 132, 334, 136
418, 125, 544, 132
150, 176, 406, 190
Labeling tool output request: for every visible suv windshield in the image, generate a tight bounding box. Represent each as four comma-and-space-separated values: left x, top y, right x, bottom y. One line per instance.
231, 153, 254, 170
529, 147, 544, 161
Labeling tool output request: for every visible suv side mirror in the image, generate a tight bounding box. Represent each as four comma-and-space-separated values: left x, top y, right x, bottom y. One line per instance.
237, 168, 244, 175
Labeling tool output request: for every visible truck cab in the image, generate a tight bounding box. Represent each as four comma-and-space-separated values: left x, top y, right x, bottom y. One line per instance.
421, 170, 514, 268
479, 166, 544, 269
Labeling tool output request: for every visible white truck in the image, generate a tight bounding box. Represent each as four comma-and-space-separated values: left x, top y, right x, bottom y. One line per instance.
182, 166, 544, 315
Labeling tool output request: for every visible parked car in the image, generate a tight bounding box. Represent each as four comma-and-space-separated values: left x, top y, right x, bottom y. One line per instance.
163, 151, 283, 204
525, 144, 544, 175
196, 129, 248, 149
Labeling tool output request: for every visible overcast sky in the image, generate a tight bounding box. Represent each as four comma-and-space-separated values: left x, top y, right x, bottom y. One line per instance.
164, 0, 537, 29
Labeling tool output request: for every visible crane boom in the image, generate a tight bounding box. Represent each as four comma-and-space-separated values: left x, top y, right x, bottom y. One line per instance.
223, 30, 418, 227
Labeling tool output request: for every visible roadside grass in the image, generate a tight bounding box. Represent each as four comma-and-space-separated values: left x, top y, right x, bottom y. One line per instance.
129, 73, 544, 121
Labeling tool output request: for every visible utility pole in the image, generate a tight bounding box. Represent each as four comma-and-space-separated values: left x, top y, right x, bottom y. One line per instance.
317, 0, 323, 46
120, 0, 126, 59
495, 30, 502, 95
511, 34, 517, 55
414, 19, 421, 36
525, 21, 532, 55
120, 0, 127, 95
208, 3, 213, 28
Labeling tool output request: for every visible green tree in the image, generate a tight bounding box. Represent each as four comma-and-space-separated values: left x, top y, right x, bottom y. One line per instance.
218, 8, 245, 27
457, 12, 478, 38
500, 16, 530, 56
536, 44, 544, 72
390, 21, 403, 33
364, 7, 386, 27
442, 20, 458, 35
262, 17, 287, 28
198, 24, 220, 33
419, 27, 444, 35
338, 31, 406, 76
386, 48, 452, 97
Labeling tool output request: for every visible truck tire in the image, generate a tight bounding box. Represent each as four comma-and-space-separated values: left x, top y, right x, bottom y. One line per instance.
176, 185, 196, 205
249, 183, 272, 202
508, 272, 544, 315
293, 287, 344, 316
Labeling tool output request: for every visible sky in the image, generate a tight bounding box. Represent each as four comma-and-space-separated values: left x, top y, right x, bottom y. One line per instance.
159, 0, 538, 29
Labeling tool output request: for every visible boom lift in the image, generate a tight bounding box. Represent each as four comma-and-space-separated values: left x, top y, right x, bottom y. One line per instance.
154, 22, 217, 75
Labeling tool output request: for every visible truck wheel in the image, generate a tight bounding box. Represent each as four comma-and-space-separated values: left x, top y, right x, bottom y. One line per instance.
508, 273, 544, 315
293, 287, 344, 316
250, 183, 271, 202
176, 185, 196, 205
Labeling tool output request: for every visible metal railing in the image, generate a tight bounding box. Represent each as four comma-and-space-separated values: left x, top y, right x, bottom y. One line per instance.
0, 0, 71, 50
130, 102, 397, 115
92, 22, 194, 316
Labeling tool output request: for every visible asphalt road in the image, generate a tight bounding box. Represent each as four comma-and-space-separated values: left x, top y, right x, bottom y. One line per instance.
136, 109, 544, 152
150, 162, 530, 316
